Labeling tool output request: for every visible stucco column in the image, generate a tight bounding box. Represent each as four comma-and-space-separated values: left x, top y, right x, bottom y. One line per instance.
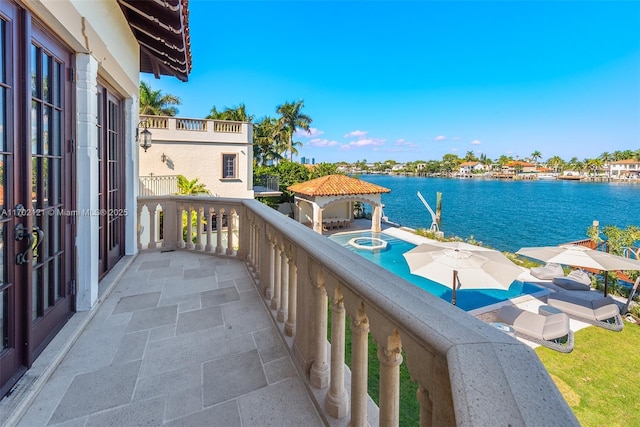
371, 205, 382, 233
325, 288, 348, 418
205, 207, 214, 252
178, 203, 186, 248
75, 53, 99, 311
350, 303, 369, 427
148, 204, 157, 249
186, 205, 195, 249
225, 209, 235, 255
265, 234, 275, 300
313, 204, 323, 234
215, 208, 223, 253
123, 97, 138, 257
310, 272, 329, 388
378, 331, 403, 427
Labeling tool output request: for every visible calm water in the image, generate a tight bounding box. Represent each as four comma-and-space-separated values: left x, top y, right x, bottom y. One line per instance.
359, 175, 640, 253
329, 231, 543, 311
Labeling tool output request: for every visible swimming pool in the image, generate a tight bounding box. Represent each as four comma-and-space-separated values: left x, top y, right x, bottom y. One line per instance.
329, 230, 544, 311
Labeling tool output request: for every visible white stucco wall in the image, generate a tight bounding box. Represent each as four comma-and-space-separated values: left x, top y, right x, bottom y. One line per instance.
139, 124, 254, 198
27, 0, 140, 310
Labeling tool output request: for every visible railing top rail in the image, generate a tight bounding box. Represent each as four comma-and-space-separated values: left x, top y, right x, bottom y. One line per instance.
139, 114, 248, 125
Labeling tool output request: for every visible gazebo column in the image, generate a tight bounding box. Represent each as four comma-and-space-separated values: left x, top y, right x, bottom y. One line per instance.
313, 205, 324, 234
371, 204, 383, 233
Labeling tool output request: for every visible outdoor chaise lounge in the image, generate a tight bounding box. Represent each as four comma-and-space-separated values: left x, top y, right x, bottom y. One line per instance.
497, 305, 574, 353
552, 269, 592, 291
547, 293, 624, 331
530, 262, 564, 280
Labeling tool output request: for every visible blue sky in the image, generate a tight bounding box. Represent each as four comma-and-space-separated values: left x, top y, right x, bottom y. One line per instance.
144, 1, 640, 164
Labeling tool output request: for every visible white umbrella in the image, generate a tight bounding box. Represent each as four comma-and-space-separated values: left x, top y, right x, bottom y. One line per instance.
516, 244, 640, 296
403, 243, 524, 305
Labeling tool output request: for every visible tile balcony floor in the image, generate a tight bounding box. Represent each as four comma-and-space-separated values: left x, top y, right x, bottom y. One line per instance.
10, 251, 323, 426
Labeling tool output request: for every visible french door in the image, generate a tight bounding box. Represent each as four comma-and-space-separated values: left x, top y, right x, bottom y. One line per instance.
97, 85, 125, 278
0, 1, 74, 396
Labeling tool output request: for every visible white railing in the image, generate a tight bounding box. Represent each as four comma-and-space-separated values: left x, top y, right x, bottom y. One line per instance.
139, 175, 179, 196
137, 195, 578, 426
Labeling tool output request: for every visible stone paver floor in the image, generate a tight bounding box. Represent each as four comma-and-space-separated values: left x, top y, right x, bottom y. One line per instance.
11, 251, 323, 426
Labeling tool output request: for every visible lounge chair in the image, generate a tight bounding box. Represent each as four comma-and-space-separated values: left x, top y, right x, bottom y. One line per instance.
530, 262, 564, 280
552, 269, 591, 291
547, 293, 624, 331
497, 305, 574, 353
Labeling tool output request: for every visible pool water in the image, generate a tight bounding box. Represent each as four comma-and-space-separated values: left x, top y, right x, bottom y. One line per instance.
329, 231, 544, 311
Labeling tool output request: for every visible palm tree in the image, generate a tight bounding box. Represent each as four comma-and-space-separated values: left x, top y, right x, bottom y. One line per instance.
530, 151, 542, 167
206, 103, 254, 122
464, 151, 476, 162
139, 81, 181, 116
253, 116, 286, 166
547, 155, 564, 174
176, 175, 209, 195
276, 100, 312, 161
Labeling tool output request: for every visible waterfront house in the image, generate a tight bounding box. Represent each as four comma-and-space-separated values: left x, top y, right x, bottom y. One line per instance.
457, 161, 485, 176
1, 0, 579, 425
609, 159, 640, 180
502, 160, 537, 176
138, 115, 255, 198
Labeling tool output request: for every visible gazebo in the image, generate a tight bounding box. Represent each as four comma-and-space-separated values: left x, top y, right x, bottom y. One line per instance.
287, 175, 391, 234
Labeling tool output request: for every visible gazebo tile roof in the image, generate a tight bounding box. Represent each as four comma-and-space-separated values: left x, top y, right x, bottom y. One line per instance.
287, 175, 390, 196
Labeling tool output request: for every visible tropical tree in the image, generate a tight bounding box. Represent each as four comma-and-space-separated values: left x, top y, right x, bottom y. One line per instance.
464, 151, 477, 162
546, 155, 564, 174
276, 100, 313, 161
253, 116, 287, 166
176, 175, 209, 195
585, 158, 604, 177
139, 81, 181, 116
206, 103, 254, 122
530, 151, 542, 167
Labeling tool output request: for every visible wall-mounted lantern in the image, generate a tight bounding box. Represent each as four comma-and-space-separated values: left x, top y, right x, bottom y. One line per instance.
137, 119, 152, 152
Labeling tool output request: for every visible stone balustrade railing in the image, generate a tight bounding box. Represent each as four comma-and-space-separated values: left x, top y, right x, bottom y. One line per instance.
137, 195, 578, 426
139, 115, 249, 144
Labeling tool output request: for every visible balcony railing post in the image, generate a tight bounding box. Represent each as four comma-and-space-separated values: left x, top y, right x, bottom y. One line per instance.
195, 206, 204, 251
186, 205, 195, 250
271, 240, 281, 310
177, 203, 185, 249
277, 243, 289, 323
205, 206, 214, 252
378, 331, 403, 427
265, 232, 275, 300
284, 252, 297, 337
226, 209, 235, 255
349, 303, 370, 427
310, 270, 329, 389
215, 209, 224, 254
137, 203, 143, 250
325, 286, 349, 418
149, 204, 157, 249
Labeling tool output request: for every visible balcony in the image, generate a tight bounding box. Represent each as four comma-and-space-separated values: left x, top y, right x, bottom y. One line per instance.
140, 115, 251, 144
2, 195, 578, 426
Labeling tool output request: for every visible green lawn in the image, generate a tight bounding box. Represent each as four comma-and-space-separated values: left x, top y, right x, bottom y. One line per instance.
536, 321, 640, 427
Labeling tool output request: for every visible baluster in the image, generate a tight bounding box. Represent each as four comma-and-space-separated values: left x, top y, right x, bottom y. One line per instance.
247, 218, 254, 267
226, 209, 234, 255
216, 209, 224, 254
205, 206, 214, 252
149, 203, 157, 249
350, 303, 369, 427
285, 253, 297, 337
177, 203, 185, 248
417, 385, 433, 427
277, 243, 289, 323
265, 234, 275, 300
186, 205, 195, 250
195, 206, 204, 250
378, 330, 403, 427
310, 271, 329, 389
326, 287, 348, 418
271, 241, 281, 310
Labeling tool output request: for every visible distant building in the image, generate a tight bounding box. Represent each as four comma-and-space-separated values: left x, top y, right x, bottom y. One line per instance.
609, 159, 640, 179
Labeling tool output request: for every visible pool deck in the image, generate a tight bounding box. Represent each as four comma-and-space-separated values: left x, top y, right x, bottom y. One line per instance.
325, 220, 628, 350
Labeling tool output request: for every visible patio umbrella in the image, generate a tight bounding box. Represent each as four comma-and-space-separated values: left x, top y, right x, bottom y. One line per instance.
402, 242, 524, 305
516, 244, 640, 296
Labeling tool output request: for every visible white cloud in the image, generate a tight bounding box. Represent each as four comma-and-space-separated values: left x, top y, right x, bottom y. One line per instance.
339, 138, 386, 151
452, 137, 462, 141
434, 135, 446, 141
294, 127, 324, 138
344, 130, 368, 138
471, 139, 481, 145
308, 138, 338, 147
394, 139, 418, 148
